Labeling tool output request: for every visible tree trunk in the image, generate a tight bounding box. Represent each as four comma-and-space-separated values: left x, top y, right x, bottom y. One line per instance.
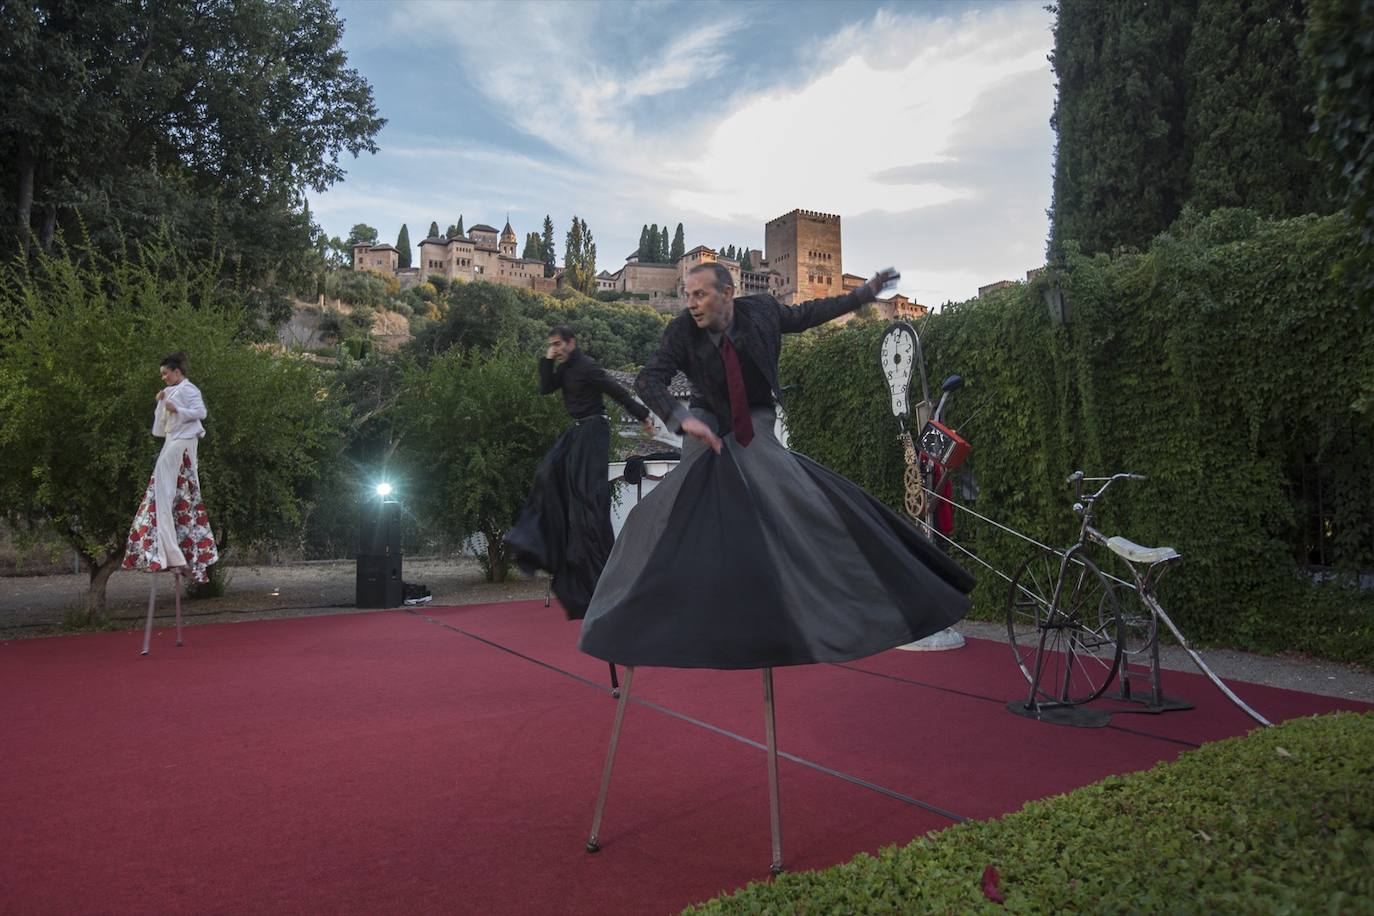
39, 200, 56, 253
85, 553, 123, 625
484, 529, 508, 583
16, 152, 34, 256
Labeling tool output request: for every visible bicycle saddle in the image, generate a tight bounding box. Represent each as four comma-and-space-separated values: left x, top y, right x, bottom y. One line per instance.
1106, 536, 1180, 565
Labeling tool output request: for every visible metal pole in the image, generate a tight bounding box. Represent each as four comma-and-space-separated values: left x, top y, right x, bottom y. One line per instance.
586, 665, 635, 852
141, 578, 156, 656
174, 570, 184, 647
763, 667, 783, 875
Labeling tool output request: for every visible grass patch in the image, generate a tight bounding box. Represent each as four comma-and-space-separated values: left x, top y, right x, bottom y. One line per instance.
685, 713, 1374, 913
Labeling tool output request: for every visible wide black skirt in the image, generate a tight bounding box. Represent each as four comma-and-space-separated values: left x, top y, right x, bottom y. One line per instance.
506, 416, 612, 620
579, 407, 974, 669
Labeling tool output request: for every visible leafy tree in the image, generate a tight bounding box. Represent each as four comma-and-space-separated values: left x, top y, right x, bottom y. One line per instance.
0, 0, 383, 306
638, 225, 650, 261
396, 224, 412, 269
456, 216, 465, 238
563, 215, 597, 294
670, 223, 685, 261
0, 241, 343, 621
1183, 0, 1326, 217
346, 223, 379, 247
408, 281, 542, 358
1304, 0, 1374, 309
522, 231, 542, 261
645, 224, 660, 263
658, 225, 671, 262
541, 215, 556, 278
741, 250, 753, 271
1048, 0, 1196, 257
398, 345, 567, 581
428, 221, 441, 239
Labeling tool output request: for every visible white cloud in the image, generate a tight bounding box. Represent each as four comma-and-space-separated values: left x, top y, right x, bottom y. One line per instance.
325, 1, 1056, 304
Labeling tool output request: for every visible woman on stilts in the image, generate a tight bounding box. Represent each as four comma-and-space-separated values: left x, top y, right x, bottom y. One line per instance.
122, 352, 218, 649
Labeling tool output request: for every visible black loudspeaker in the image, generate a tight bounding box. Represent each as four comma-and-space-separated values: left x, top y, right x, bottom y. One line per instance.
359, 499, 401, 556
356, 554, 403, 609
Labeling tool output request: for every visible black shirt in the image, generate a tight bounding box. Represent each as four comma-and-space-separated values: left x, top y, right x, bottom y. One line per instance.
539, 348, 650, 422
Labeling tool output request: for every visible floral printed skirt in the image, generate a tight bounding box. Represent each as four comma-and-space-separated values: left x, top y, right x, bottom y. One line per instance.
122, 437, 218, 584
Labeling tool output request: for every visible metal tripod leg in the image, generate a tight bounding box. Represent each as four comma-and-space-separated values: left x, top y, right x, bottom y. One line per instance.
174, 570, 184, 647
608, 662, 620, 698
141, 577, 157, 656
545, 580, 551, 607
763, 667, 783, 875
586, 665, 634, 853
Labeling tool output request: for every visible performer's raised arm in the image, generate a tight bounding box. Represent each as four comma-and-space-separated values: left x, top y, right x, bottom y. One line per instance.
776, 268, 899, 334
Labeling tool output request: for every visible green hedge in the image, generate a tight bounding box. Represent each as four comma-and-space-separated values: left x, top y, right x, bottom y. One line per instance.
780, 211, 1374, 664
686, 712, 1374, 913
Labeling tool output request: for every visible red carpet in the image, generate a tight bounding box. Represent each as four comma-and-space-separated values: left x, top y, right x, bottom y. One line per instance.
2, 600, 1367, 915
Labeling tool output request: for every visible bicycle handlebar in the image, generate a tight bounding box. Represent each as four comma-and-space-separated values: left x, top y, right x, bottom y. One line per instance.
1066, 471, 1146, 501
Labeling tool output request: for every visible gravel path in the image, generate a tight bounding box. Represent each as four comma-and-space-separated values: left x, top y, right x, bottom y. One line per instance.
3, 560, 1371, 703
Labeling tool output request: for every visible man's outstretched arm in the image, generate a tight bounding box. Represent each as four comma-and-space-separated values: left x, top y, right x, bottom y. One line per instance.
777, 268, 900, 333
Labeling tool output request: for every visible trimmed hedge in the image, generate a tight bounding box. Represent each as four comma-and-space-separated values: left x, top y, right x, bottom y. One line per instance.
685, 712, 1374, 913
780, 210, 1374, 664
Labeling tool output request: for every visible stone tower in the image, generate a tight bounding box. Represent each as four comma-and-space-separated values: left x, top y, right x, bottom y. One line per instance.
763, 209, 842, 305
500, 218, 517, 258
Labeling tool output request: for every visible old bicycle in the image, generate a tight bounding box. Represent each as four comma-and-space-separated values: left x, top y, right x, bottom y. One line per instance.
1005, 472, 1271, 728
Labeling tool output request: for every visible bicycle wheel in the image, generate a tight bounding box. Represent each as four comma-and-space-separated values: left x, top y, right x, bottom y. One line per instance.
1006, 550, 1124, 705
1005, 551, 1058, 697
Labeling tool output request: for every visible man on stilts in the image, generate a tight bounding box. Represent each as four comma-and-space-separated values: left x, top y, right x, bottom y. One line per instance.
578, 263, 975, 871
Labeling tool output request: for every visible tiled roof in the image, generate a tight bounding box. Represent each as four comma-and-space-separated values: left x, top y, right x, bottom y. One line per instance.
469, 223, 498, 233
608, 369, 693, 398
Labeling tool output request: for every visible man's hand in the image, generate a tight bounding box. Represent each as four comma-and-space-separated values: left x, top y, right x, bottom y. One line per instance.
545, 344, 557, 361
865, 267, 901, 298
680, 416, 722, 454
639, 417, 656, 438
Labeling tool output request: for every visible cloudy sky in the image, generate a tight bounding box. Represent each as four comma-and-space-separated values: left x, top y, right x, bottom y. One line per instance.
314, 0, 1057, 306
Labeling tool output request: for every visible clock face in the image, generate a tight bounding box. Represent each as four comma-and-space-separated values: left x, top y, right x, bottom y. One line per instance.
879, 323, 917, 418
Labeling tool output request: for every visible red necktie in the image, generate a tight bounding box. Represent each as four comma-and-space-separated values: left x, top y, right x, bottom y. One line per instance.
719, 335, 754, 447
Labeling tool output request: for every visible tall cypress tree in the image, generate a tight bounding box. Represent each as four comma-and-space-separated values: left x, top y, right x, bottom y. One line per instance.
565, 215, 584, 290
428, 221, 440, 239
395, 224, 412, 268
1048, 0, 1196, 258
658, 224, 670, 262
670, 223, 685, 261
638, 224, 650, 260
456, 216, 464, 237
541, 215, 556, 278
646, 224, 660, 263
522, 231, 541, 260
1183, 0, 1327, 217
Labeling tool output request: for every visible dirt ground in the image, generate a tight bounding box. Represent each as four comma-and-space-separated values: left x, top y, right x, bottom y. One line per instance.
0, 557, 549, 631
3, 558, 1372, 704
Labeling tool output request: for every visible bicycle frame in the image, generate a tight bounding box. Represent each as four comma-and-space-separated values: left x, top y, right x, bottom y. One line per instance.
1067, 472, 1272, 727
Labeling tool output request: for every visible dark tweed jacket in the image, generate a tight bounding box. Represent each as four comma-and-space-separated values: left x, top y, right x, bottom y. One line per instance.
635, 287, 875, 432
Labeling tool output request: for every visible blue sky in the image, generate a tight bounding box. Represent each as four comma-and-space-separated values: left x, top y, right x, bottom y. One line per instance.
314, 0, 1057, 306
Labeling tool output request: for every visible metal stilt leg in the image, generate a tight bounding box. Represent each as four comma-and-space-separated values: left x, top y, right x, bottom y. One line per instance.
173, 570, 184, 647
586, 665, 634, 853
608, 662, 620, 698
545, 581, 551, 607
141, 578, 157, 656
763, 667, 783, 875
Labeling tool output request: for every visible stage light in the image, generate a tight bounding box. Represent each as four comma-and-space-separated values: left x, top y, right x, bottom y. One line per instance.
375, 482, 393, 497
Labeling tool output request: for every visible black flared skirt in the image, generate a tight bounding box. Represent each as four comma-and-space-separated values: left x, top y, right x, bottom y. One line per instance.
506, 416, 613, 620
578, 407, 975, 669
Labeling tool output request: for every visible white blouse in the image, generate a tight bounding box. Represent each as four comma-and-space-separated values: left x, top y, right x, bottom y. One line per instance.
152, 379, 207, 440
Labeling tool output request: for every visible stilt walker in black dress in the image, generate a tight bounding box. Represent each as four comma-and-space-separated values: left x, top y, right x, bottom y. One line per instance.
506, 326, 655, 686
579, 264, 975, 871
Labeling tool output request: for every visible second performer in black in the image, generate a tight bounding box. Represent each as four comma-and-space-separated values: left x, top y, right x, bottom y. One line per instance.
506, 325, 654, 620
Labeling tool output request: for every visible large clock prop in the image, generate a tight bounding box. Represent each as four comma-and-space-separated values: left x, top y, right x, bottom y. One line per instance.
878, 321, 972, 531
